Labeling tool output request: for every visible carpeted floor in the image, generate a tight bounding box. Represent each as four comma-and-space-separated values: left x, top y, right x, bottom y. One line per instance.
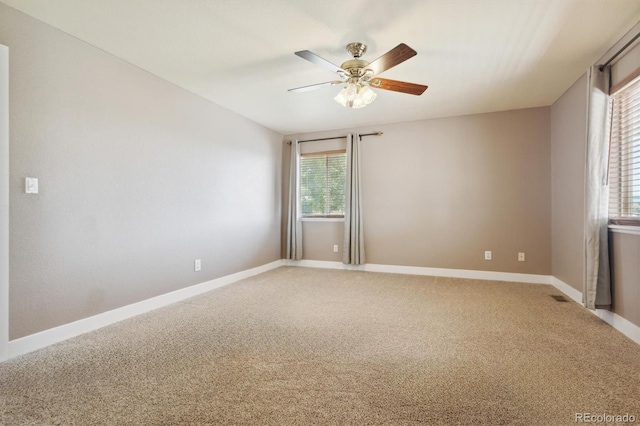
1, 266, 639, 425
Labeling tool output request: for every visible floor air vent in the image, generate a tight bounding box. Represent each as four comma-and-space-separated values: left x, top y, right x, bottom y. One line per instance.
551, 295, 569, 302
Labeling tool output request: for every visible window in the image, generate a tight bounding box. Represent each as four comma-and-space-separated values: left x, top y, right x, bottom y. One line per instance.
300, 150, 346, 218
609, 76, 640, 225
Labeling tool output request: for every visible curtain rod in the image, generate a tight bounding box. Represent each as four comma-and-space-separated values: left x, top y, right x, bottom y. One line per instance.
287, 131, 383, 144
599, 30, 640, 71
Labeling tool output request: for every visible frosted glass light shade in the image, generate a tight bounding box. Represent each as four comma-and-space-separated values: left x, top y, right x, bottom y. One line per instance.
334, 83, 377, 109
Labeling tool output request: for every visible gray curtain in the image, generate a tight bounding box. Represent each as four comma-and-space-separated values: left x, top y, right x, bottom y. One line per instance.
286, 139, 302, 260
584, 65, 611, 309
343, 133, 365, 265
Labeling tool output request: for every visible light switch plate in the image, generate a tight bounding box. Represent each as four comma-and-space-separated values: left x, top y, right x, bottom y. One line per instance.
25, 177, 38, 194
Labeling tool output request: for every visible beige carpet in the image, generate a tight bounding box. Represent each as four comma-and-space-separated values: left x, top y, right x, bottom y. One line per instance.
1, 266, 639, 425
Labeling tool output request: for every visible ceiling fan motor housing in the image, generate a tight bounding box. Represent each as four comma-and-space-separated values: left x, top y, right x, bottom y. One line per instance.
340, 59, 370, 78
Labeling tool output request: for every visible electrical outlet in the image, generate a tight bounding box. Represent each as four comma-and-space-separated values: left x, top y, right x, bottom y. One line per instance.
333, 245, 339, 253
518, 252, 525, 262
194, 259, 201, 271
485, 251, 492, 260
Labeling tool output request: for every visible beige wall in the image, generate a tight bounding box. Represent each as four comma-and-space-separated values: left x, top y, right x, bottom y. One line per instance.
284, 107, 552, 274
550, 74, 587, 292
609, 231, 640, 327
611, 39, 640, 89
1, 4, 282, 339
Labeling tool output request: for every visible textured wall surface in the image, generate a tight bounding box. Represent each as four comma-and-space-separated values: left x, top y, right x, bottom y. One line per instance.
611, 38, 640, 89
609, 231, 640, 327
284, 107, 552, 274
0, 44, 8, 358
1, 4, 282, 339
550, 74, 587, 292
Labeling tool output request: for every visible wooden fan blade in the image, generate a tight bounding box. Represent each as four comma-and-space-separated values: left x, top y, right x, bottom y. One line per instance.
369, 78, 428, 95
366, 43, 417, 75
288, 81, 343, 93
295, 50, 344, 74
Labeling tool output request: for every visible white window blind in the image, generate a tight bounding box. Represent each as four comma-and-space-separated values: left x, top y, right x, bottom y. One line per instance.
609, 76, 640, 225
300, 150, 346, 217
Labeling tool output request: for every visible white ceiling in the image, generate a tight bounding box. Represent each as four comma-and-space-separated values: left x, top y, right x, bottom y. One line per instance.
3, 0, 640, 135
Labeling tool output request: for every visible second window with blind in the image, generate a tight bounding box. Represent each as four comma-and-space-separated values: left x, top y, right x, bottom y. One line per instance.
300, 150, 347, 218
608, 75, 640, 225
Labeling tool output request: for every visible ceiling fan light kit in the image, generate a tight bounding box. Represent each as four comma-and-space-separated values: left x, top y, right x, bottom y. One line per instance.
289, 42, 428, 109
334, 82, 377, 108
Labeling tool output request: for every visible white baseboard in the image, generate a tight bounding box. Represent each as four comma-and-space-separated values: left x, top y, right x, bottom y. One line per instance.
283, 259, 552, 284
595, 310, 640, 345
550, 277, 640, 345
550, 277, 583, 303
4, 260, 283, 361
4, 259, 637, 362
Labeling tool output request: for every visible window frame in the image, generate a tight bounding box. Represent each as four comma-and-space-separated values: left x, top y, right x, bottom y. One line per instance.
299, 149, 347, 219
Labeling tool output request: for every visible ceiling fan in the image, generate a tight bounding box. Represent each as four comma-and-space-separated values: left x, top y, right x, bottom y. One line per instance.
289, 42, 428, 109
